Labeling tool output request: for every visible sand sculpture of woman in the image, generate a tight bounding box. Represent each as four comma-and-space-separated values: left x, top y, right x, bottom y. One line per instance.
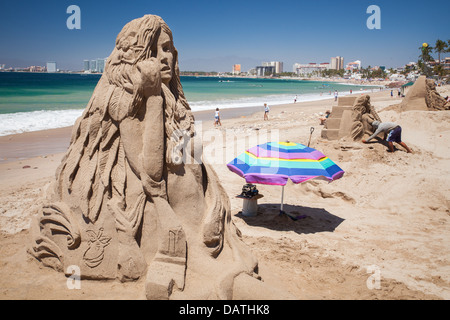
29, 15, 273, 300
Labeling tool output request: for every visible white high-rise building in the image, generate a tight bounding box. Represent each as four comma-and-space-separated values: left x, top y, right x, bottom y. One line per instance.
46, 61, 57, 73
97, 58, 106, 73
256, 66, 275, 77
90, 60, 97, 72
262, 61, 283, 74
330, 56, 344, 70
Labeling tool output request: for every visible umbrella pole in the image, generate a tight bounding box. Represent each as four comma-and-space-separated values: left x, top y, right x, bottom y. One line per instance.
280, 185, 285, 214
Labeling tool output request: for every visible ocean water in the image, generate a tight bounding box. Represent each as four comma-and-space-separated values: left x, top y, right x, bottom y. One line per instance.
0, 72, 379, 136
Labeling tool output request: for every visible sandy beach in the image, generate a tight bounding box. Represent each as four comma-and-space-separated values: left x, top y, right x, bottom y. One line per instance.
1, 85, 449, 300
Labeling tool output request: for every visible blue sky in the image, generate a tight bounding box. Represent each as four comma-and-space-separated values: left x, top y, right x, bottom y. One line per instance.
1, 0, 449, 72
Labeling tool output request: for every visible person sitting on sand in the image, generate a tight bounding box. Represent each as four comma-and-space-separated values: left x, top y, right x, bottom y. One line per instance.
319, 110, 331, 125
362, 120, 412, 153
214, 108, 221, 127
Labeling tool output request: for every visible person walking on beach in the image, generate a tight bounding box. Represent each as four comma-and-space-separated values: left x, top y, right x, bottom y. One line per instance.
362, 120, 412, 153
214, 108, 221, 127
334, 90, 338, 101
264, 103, 270, 121
294, 95, 297, 103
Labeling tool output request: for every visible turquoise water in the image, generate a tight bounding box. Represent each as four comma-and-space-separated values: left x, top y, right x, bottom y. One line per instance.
0, 72, 100, 114
0, 72, 379, 135
183, 76, 362, 110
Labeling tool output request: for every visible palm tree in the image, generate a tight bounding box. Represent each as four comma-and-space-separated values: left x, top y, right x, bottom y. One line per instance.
418, 43, 434, 76
433, 64, 445, 79
419, 44, 434, 61
434, 39, 448, 65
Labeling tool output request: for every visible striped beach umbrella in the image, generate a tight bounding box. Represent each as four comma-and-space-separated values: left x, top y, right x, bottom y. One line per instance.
227, 141, 344, 218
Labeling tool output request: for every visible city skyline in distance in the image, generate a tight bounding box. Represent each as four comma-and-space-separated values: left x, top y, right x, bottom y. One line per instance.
1, 0, 449, 72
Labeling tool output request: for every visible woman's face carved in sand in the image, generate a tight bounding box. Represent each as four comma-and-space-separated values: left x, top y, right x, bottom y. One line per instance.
156, 30, 174, 85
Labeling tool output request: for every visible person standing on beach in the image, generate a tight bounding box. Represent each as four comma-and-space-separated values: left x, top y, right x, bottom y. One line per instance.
214, 108, 221, 127
294, 95, 297, 103
264, 103, 270, 120
362, 120, 413, 153
334, 90, 338, 101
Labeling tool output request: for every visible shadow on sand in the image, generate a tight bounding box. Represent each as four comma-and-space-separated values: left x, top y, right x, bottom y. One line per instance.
236, 203, 344, 234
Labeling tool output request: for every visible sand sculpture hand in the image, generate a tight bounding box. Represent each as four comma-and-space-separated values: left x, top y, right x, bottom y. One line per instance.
130, 58, 162, 98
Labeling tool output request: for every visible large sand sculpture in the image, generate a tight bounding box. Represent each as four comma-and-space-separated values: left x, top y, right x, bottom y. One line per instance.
398, 75, 450, 111
321, 95, 381, 141
28, 15, 281, 300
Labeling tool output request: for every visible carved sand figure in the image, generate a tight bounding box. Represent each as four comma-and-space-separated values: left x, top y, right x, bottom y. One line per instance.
425, 79, 450, 111
399, 75, 450, 112
29, 15, 280, 300
349, 95, 382, 141
320, 95, 382, 141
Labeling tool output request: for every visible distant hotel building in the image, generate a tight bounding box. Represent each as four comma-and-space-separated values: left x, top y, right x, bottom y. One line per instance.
46, 61, 57, 73
346, 60, 361, 71
256, 65, 275, 77
97, 59, 105, 73
262, 61, 283, 74
83, 58, 107, 73
444, 57, 450, 71
29, 66, 46, 72
293, 62, 330, 76
90, 60, 97, 72
232, 64, 241, 75
330, 56, 344, 70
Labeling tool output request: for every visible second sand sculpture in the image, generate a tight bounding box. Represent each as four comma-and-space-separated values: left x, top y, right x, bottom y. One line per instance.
321, 95, 381, 141
28, 15, 272, 300
322, 76, 450, 142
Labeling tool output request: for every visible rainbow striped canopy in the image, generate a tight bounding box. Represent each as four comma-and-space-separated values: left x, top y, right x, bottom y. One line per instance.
227, 141, 344, 186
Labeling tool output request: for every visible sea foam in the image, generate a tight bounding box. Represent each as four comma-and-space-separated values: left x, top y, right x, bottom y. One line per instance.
0, 109, 83, 136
